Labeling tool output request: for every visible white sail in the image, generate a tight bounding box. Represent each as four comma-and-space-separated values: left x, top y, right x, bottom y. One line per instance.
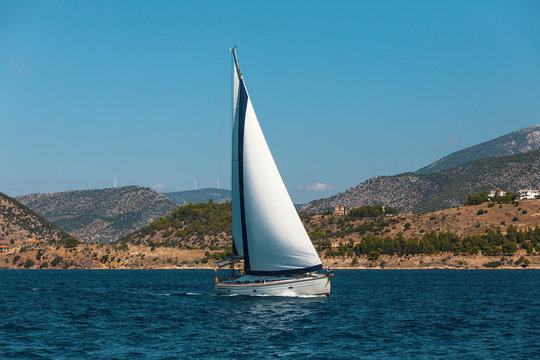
231, 50, 322, 275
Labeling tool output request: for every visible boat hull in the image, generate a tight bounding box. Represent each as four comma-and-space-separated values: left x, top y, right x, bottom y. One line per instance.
216, 274, 331, 297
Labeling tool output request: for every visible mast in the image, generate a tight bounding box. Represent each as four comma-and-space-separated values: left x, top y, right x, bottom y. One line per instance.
230, 47, 242, 82
230, 47, 251, 272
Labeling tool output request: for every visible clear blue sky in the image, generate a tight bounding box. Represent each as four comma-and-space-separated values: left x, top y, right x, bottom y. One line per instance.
1, 0, 539, 203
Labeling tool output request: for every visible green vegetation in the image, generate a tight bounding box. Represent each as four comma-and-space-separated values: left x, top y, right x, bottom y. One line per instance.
204, 249, 233, 261
467, 192, 489, 205
51, 256, 63, 267
64, 237, 80, 248
322, 226, 540, 260
23, 259, 35, 268
483, 261, 502, 268
466, 191, 515, 206
123, 201, 232, 249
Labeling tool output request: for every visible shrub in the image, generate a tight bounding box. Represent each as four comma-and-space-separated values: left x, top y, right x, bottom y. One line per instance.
483, 261, 502, 268
51, 256, 63, 267
488, 203, 494, 208
512, 217, 518, 222
24, 259, 35, 269
368, 250, 381, 261
467, 192, 489, 205
522, 210, 528, 215
64, 237, 80, 248
477, 209, 485, 215
40, 262, 49, 269
404, 223, 411, 230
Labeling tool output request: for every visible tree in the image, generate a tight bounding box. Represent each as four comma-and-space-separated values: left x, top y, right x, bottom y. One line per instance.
466, 192, 489, 205
64, 237, 80, 248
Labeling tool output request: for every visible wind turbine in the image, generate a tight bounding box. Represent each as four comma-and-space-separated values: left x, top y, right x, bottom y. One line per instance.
194, 180, 197, 190
114, 177, 118, 188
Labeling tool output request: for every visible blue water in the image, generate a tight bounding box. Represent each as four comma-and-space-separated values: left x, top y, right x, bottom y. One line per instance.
0, 270, 538, 359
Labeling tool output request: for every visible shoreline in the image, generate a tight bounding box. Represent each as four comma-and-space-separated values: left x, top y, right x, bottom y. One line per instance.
1, 243, 538, 270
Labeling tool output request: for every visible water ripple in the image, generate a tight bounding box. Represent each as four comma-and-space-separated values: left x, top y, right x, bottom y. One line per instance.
0, 269, 538, 359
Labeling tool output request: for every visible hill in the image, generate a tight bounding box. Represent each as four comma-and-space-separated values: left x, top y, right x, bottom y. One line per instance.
0, 192, 70, 247
2, 200, 539, 269
121, 201, 231, 250
16, 186, 178, 243
163, 188, 231, 205
302, 150, 540, 213
121, 199, 540, 258
418, 125, 540, 174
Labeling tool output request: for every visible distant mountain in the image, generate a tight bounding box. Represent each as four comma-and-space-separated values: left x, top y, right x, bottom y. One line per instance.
163, 188, 231, 205
0, 192, 70, 246
16, 186, 178, 243
302, 150, 540, 213
418, 125, 540, 174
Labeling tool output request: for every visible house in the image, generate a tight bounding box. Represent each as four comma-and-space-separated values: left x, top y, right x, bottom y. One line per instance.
488, 189, 507, 198
334, 205, 348, 216
518, 189, 540, 200
0, 245, 10, 253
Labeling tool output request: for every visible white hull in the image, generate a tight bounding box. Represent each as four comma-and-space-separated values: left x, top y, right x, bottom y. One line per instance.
216, 274, 331, 297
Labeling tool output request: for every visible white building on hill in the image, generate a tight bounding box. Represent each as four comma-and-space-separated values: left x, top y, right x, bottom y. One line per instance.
518, 189, 540, 200
488, 189, 507, 198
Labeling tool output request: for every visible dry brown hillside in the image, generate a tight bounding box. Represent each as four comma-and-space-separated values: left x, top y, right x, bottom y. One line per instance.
0, 192, 69, 250
304, 199, 540, 241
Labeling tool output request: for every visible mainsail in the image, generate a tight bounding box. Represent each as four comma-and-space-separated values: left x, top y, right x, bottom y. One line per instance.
231, 48, 322, 275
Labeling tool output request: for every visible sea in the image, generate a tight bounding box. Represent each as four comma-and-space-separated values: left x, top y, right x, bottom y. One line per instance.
0, 270, 538, 359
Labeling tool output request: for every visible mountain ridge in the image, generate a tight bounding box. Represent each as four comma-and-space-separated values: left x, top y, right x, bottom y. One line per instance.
303, 149, 540, 213
16, 186, 178, 243
418, 125, 540, 174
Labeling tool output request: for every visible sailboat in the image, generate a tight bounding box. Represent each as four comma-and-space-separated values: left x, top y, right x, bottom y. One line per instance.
215, 48, 333, 296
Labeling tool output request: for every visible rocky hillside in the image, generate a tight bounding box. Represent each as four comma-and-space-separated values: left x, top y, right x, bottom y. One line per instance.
3, 200, 539, 269
0, 192, 70, 246
163, 188, 231, 205
418, 125, 540, 174
121, 201, 231, 250
303, 150, 540, 213
120, 199, 540, 253
16, 186, 178, 243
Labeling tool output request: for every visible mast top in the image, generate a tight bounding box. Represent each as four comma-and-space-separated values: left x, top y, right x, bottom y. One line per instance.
230, 46, 242, 78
